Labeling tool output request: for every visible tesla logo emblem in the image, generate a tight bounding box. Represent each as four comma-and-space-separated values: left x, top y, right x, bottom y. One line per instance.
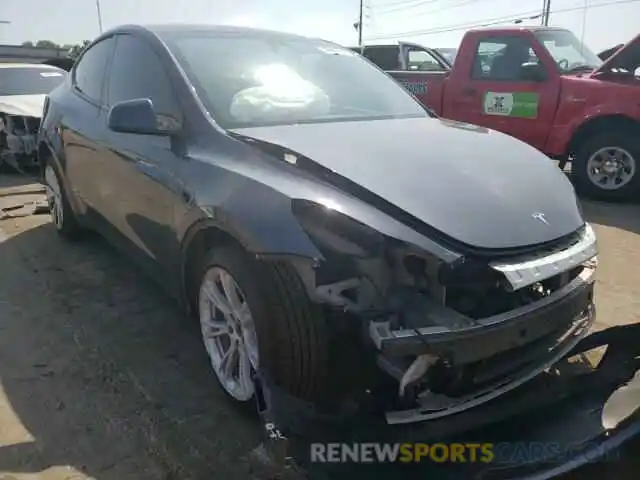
532, 212, 549, 225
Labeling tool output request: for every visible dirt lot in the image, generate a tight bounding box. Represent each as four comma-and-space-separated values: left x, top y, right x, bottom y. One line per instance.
0, 172, 639, 480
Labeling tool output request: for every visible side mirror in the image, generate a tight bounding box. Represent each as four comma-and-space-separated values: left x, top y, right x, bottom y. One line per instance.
520, 62, 547, 82
108, 98, 177, 135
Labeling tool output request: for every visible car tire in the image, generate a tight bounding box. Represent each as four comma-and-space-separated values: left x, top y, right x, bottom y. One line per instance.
573, 132, 640, 202
196, 242, 329, 405
43, 162, 83, 239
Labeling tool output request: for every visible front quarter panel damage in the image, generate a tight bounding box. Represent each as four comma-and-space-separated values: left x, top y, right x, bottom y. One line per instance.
178, 135, 598, 425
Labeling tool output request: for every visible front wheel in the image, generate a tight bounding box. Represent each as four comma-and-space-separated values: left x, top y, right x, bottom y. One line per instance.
573, 132, 640, 202
196, 243, 329, 405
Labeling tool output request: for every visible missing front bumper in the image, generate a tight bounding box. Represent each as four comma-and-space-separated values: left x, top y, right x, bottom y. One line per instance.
384, 306, 594, 424
369, 265, 596, 424
252, 322, 640, 480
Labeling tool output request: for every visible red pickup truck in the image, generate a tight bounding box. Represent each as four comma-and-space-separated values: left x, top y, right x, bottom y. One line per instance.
353, 27, 640, 201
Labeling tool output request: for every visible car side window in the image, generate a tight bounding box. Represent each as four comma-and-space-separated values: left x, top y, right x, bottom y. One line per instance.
406, 47, 447, 72
108, 34, 181, 130
73, 38, 115, 103
362, 46, 402, 70
472, 36, 540, 81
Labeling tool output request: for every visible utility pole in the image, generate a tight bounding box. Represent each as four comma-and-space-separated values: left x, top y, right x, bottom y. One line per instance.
543, 0, 551, 26
95, 0, 104, 34
358, 0, 364, 47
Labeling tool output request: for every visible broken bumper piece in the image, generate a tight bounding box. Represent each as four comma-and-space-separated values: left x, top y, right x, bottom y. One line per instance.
371, 264, 596, 424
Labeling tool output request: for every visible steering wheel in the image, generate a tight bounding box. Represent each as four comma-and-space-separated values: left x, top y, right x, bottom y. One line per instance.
557, 59, 569, 70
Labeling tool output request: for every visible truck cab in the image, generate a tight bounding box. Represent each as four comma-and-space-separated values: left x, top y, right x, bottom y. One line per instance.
349, 42, 450, 97
357, 28, 640, 201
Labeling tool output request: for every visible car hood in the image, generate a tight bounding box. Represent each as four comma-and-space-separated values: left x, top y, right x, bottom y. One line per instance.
0, 94, 46, 117
231, 117, 584, 251
591, 33, 640, 77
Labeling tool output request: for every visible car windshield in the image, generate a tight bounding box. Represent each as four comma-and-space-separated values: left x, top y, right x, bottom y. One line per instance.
0, 67, 66, 96
534, 30, 602, 73
163, 32, 428, 128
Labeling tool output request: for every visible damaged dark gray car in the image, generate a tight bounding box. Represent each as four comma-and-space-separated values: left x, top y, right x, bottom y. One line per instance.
39, 24, 598, 425
0, 63, 66, 170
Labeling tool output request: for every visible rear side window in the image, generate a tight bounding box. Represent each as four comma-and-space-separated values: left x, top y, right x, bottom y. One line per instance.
107, 34, 181, 128
73, 38, 115, 102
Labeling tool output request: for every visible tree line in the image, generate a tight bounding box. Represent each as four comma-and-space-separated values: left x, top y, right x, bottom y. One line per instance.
21, 40, 91, 59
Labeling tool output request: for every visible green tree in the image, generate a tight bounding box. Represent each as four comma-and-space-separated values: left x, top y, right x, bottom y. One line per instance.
35, 40, 59, 49
68, 40, 91, 59
21, 41, 34, 47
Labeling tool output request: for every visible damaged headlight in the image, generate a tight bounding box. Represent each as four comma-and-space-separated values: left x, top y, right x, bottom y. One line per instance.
291, 198, 386, 258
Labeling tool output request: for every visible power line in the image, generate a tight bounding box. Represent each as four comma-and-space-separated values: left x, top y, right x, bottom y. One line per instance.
373, 0, 441, 14
365, 0, 639, 39
393, 0, 498, 19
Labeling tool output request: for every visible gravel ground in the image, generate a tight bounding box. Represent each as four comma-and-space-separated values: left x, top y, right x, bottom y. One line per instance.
0, 172, 638, 480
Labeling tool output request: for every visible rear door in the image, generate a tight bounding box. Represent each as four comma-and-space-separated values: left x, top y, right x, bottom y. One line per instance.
443, 35, 560, 151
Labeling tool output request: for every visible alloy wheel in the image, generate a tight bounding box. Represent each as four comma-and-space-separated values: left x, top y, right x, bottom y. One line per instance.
198, 266, 260, 401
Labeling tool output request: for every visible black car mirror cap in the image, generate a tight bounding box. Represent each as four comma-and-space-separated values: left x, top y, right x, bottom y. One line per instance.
107, 98, 180, 136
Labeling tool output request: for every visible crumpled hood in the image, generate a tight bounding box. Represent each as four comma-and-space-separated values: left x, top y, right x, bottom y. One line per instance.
0, 94, 46, 117
232, 117, 584, 250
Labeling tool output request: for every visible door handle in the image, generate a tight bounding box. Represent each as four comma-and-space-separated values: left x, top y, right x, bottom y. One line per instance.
462, 87, 477, 96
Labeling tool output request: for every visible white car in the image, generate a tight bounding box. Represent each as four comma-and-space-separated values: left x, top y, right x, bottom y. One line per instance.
0, 63, 66, 170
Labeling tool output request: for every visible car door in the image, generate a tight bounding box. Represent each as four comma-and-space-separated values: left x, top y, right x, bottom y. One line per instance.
100, 33, 186, 287
444, 35, 560, 151
62, 37, 116, 214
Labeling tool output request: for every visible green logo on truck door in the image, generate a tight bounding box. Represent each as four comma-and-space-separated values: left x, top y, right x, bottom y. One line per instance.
483, 92, 539, 119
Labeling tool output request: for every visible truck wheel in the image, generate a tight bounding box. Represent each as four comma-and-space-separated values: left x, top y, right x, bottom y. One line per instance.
573, 132, 640, 201
196, 242, 329, 405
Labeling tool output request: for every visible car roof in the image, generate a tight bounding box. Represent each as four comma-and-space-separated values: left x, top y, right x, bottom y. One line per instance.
468, 26, 571, 33
108, 23, 327, 43
0, 63, 65, 69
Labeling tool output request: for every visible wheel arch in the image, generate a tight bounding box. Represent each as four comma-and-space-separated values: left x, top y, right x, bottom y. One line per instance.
179, 214, 323, 317
181, 220, 240, 316
568, 114, 640, 156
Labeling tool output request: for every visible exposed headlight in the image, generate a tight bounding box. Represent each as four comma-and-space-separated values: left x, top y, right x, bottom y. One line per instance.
291, 199, 385, 258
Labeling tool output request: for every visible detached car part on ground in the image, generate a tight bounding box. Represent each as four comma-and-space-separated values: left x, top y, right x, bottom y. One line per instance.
357, 29, 640, 202
0, 63, 66, 171
36, 24, 637, 477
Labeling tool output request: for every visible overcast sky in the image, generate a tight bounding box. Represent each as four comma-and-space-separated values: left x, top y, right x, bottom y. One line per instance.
1, 0, 638, 51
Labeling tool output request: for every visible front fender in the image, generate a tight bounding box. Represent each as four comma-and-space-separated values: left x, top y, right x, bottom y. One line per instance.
177, 195, 324, 262
547, 102, 640, 155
